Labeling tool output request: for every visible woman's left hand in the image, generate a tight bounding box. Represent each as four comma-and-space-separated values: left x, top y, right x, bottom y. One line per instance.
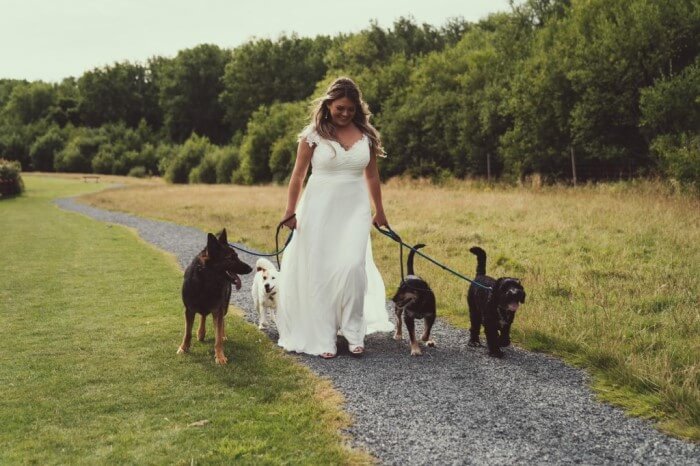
372, 211, 388, 228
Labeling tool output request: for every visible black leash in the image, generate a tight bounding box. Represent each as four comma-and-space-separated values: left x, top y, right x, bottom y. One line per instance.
228, 213, 296, 270
373, 224, 493, 291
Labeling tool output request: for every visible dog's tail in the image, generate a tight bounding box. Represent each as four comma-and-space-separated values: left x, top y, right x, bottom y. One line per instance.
469, 246, 487, 276
407, 243, 426, 276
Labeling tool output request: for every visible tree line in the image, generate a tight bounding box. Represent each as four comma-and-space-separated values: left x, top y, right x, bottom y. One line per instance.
0, 0, 698, 187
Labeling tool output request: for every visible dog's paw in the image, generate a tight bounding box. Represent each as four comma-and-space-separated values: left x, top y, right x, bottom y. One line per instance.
425, 339, 436, 347
215, 355, 228, 365
410, 345, 423, 356
177, 346, 189, 354
488, 349, 505, 358
499, 338, 511, 348
468, 340, 482, 348
393, 332, 402, 340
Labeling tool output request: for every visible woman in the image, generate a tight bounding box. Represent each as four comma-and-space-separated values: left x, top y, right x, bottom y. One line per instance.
277, 77, 394, 359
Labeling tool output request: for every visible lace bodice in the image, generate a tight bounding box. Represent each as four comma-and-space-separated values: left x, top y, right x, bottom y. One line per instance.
298, 125, 369, 177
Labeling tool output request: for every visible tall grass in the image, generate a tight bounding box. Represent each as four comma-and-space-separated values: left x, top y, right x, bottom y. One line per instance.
0, 176, 370, 464
80, 176, 700, 440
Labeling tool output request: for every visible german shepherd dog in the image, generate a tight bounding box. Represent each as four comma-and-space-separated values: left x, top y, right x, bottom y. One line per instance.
391, 244, 437, 356
177, 229, 253, 364
467, 246, 526, 358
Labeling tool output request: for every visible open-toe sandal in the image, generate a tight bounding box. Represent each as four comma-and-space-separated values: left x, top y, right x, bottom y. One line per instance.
349, 346, 364, 357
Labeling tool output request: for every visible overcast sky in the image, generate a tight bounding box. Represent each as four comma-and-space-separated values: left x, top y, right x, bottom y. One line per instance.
0, 0, 511, 82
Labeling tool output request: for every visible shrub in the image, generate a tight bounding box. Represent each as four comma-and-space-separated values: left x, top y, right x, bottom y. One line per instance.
189, 151, 218, 184
0, 158, 24, 197
164, 134, 213, 184
651, 133, 700, 192
127, 166, 147, 178
29, 127, 65, 171
215, 145, 240, 183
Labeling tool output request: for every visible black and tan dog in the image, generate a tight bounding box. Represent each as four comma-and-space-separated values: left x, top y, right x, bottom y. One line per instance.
177, 229, 252, 364
467, 246, 526, 358
392, 244, 437, 356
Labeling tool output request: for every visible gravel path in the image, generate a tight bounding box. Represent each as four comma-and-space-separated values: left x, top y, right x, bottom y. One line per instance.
57, 197, 699, 465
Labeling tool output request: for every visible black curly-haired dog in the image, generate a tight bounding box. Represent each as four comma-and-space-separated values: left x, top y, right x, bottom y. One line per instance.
467, 246, 526, 358
392, 243, 437, 356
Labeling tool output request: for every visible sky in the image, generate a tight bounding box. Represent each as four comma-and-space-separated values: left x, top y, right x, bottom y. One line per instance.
0, 0, 511, 83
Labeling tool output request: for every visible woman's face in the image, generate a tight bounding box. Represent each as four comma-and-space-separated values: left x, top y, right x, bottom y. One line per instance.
326, 97, 356, 127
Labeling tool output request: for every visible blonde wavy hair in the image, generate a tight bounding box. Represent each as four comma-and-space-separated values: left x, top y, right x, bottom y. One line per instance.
310, 77, 386, 158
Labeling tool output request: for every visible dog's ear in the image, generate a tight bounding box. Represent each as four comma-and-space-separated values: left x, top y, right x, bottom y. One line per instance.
207, 233, 221, 257
217, 228, 228, 244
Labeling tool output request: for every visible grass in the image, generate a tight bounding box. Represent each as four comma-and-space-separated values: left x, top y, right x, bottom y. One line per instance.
0, 176, 371, 464
79, 175, 700, 441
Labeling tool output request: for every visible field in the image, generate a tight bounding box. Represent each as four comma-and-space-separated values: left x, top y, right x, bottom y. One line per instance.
0, 176, 369, 464
78, 175, 700, 440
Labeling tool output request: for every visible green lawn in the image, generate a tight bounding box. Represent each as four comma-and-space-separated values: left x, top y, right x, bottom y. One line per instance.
0, 177, 367, 464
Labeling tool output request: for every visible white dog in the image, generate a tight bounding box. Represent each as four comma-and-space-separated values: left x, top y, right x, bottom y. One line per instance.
251, 257, 279, 329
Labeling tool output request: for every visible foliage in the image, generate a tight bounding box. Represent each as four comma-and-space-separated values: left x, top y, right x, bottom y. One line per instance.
221, 35, 330, 134
215, 145, 240, 184
78, 62, 161, 128
29, 126, 65, 171
157, 44, 230, 144
0, 8, 698, 184
650, 133, 700, 192
0, 158, 23, 196
164, 134, 214, 183
234, 101, 306, 184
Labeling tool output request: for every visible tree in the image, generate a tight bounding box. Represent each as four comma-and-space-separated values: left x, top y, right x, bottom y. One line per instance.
29, 126, 65, 171
164, 134, 214, 183
234, 101, 306, 184
77, 62, 161, 128
4, 82, 56, 125
220, 35, 329, 134
159, 44, 230, 144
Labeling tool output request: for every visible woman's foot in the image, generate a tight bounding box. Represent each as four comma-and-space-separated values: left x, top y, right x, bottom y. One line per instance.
349, 345, 364, 357
319, 352, 336, 359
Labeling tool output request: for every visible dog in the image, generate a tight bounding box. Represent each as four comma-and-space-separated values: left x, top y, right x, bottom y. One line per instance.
177, 229, 253, 364
251, 257, 279, 329
391, 243, 437, 356
467, 246, 526, 358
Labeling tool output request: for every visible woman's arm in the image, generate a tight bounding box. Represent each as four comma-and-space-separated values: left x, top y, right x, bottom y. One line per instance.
364, 153, 388, 227
281, 140, 313, 229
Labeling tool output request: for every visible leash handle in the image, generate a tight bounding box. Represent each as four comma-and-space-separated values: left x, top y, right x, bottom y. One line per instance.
275, 213, 296, 269
226, 213, 296, 266
374, 224, 405, 281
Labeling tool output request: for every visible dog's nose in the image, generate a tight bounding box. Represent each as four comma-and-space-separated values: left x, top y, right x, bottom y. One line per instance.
264, 284, 272, 293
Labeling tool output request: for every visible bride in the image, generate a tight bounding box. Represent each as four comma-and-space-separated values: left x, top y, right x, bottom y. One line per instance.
277, 77, 394, 359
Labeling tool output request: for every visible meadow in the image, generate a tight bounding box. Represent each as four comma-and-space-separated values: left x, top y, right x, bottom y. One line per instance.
79, 175, 700, 440
0, 176, 370, 464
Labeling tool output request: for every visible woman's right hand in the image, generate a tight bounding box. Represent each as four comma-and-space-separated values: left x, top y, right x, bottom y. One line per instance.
281, 211, 297, 230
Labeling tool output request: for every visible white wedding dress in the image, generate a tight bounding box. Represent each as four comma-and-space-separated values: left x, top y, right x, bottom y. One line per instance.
277, 124, 394, 356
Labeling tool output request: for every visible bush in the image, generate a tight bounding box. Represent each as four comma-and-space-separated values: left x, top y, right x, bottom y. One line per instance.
189, 151, 218, 184
164, 134, 213, 184
127, 166, 147, 178
651, 133, 700, 192
55, 129, 103, 173
0, 158, 24, 196
29, 127, 65, 171
215, 145, 240, 183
